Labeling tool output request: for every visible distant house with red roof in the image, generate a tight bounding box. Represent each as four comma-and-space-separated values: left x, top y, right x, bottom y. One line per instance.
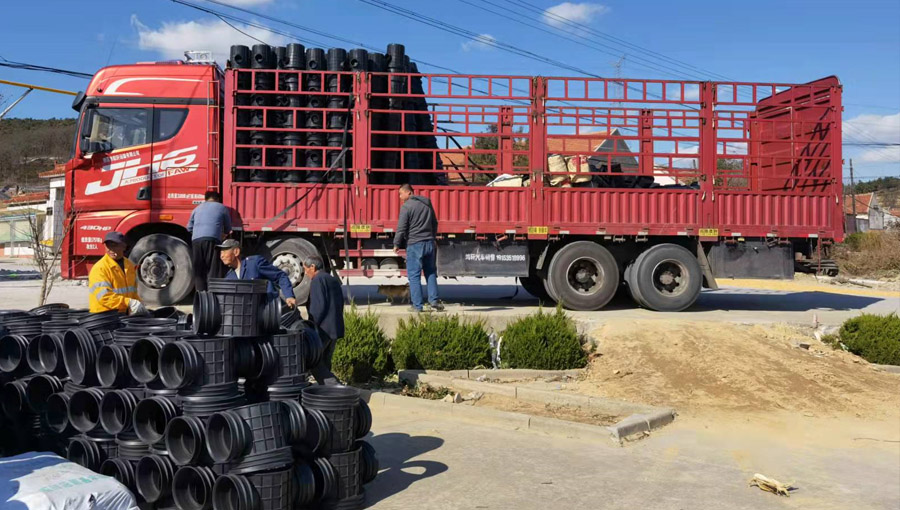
843, 192, 885, 233
438, 129, 652, 184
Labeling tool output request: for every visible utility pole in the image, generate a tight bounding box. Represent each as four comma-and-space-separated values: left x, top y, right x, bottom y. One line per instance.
612, 55, 625, 109
849, 159, 856, 232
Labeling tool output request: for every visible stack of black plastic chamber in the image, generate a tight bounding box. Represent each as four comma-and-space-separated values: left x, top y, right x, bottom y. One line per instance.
230, 41, 445, 187
0, 284, 377, 510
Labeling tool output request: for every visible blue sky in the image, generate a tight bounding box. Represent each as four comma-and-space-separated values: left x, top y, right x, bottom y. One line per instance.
1, 0, 898, 179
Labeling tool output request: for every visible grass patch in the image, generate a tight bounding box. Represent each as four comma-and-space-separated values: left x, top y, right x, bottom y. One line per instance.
834, 230, 900, 278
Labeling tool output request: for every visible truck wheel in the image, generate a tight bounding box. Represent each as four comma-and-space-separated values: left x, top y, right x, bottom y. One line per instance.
519, 274, 552, 303
546, 241, 619, 311
624, 251, 650, 309
543, 272, 559, 303
130, 234, 193, 306
630, 244, 701, 312
267, 237, 319, 305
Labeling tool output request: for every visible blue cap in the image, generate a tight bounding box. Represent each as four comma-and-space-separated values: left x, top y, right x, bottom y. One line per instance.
104, 231, 127, 245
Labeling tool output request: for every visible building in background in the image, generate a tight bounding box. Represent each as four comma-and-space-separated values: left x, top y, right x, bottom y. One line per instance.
843, 192, 884, 233
0, 191, 50, 257
0, 164, 65, 258
39, 164, 67, 249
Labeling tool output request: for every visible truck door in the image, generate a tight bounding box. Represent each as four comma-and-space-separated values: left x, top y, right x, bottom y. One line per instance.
147, 106, 205, 212
72, 105, 153, 215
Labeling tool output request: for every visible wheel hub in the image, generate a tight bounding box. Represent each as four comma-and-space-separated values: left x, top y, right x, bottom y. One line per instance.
139, 252, 174, 289
273, 253, 303, 286
659, 272, 676, 286
652, 260, 686, 295
566, 258, 602, 295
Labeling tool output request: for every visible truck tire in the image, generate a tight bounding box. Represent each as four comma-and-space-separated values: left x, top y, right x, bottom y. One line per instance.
266, 237, 319, 305
542, 272, 559, 303
519, 274, 552, 303
130, 234, 193, 306
624, 250, 650, 309
629, 244, 701, 312
546, 241, 619, 311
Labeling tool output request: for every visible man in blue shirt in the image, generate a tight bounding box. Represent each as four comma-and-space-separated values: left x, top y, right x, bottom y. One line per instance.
217, 239, 297, 308
188, 191, 232, 292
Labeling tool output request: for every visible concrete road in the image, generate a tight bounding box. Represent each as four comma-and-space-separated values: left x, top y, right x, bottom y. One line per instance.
341, 276, 899, 328
0, 271, 896, 328
364, 406, 900, 510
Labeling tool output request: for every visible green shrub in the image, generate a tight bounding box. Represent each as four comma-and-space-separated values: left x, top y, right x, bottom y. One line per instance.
392, 314, 491, 370
843, 232, 868, 251
332, 306, 393, 383
500, 308, 588, 370
837, 313, 900, 365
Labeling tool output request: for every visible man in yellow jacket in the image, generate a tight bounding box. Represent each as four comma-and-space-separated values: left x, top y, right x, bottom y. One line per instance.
89, 231, 146, 314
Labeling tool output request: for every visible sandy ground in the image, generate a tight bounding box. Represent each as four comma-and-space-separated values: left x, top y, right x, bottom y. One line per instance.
526, 318, 900, 476
471, 393, 622, 426
577, 319, 899, 418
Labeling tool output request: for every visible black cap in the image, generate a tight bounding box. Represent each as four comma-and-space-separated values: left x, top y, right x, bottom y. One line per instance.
104, 231, 127, 245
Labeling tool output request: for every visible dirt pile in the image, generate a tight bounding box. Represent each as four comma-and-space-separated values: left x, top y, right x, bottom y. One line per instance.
576, 319, 900, 419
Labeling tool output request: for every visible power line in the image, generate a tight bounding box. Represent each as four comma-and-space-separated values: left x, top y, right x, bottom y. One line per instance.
355, 0, 605, 78
454, 0, 709, 81
504, 0, 735, 82
190, 0, 380, 54
0, 57, 92, 79
213, 13, 272, 46
172, 0, 464, 74
844, 102, 900, 111
355, 0, 703, 114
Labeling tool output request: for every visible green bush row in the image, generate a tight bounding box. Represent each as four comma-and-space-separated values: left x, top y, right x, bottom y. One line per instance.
332, 306, 590, 384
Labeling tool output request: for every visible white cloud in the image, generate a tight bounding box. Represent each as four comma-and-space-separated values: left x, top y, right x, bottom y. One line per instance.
461, 34, 496, 52
131, 15, 288, 65
844, 112, 900, 163
859, 147, 900, 163
543, 2, 609, 27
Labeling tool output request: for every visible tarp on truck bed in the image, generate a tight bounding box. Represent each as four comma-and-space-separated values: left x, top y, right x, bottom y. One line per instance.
0, 452, 136, 510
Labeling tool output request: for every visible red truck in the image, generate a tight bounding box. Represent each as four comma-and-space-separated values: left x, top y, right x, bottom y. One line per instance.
61, 47, 843, 312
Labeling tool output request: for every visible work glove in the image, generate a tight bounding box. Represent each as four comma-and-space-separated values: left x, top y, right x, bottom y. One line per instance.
128, 299, 148, 316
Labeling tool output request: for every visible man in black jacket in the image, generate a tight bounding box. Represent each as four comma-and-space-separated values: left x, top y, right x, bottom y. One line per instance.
393, 183, 444, 312
303, 255, 343, 385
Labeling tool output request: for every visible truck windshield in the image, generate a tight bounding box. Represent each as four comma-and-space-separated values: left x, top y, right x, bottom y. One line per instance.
78, 107, 189, 155
80, 107, 149, 154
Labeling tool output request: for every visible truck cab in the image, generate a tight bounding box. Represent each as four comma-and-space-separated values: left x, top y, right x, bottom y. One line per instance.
63, 61, 221, 305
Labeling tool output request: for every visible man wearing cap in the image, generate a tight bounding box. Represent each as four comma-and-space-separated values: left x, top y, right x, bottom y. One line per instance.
302, 255, 343, 385
88, 231, 146, 315
217, 239, 297, 308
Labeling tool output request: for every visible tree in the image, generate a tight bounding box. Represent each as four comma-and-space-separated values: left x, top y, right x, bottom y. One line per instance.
0, 118, 76, 186
468, 124, 530, 183
17, 207, 74, 306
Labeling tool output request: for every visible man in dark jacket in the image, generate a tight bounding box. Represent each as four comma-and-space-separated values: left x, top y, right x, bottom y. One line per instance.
217, 239, 296, 307
393, 183, 443, 312
303, 255, 343, 385
188, 191, 232, 292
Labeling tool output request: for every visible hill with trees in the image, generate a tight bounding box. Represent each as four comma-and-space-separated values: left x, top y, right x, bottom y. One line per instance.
0, 117, 77, 186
